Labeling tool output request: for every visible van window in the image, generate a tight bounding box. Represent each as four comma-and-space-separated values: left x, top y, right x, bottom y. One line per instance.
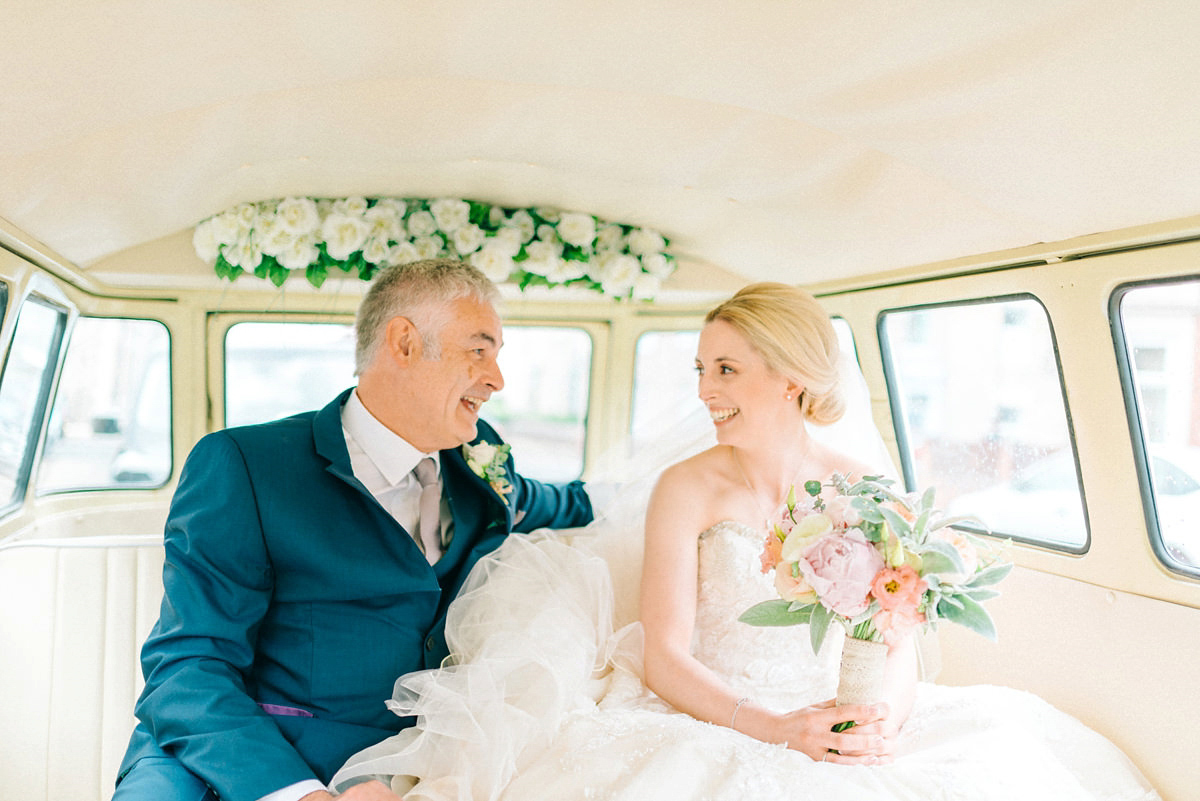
491, 326, 591, 482
1113, 279, 1200, 576
880, 296, 1086, 551
223, 321, 591, 482
632, 329, 700, 451
224, 322, 357, 428
0, 296, 67, 508
39, 317, 171, 491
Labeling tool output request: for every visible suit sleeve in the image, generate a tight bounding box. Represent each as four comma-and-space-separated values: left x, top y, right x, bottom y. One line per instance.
134, 432, 317, 801
505, 461, 595, 534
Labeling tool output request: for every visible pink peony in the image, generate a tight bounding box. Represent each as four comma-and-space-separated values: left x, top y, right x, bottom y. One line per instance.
798, 529, 885, 618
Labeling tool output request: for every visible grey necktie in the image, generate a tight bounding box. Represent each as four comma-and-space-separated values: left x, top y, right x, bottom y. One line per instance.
413, 457, 442, 563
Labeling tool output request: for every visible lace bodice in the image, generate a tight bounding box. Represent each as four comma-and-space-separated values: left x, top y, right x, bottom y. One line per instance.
693, 520, 841, 709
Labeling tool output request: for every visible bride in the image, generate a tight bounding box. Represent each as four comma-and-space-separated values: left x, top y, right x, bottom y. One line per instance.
331, 283, 1160, 800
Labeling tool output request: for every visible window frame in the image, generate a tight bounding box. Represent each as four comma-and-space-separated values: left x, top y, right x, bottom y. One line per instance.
1110, 274, 1200, 579
877, 292, 1090, 553
37, 314, 174, 494
0, 292, 68, 513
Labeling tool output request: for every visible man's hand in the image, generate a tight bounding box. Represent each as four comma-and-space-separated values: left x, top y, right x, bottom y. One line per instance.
301, 780, 406, 801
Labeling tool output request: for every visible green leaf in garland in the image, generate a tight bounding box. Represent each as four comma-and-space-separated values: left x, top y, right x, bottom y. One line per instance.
267, 261, 289, 288
305, 264, 327, 289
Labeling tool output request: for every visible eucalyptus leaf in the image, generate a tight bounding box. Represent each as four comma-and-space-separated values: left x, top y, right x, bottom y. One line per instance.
919, 539, 965, 575
878, 505, 913, 538
738, 600, 814, 627
808, 603, 834, 654
936, 594, 997, 640
968, 562, 1013, 588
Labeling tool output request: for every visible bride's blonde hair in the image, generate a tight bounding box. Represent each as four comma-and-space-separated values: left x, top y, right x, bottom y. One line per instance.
705, 282, 845, 425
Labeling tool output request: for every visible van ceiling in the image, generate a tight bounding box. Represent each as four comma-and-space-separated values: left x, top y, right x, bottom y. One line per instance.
3, 1, 1199, 291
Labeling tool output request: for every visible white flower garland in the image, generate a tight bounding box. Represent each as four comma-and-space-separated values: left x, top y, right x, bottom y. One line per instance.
193, 196, 676, 300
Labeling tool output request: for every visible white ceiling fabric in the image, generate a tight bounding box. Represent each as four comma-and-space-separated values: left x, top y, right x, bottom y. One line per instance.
2, 0, 1198, 287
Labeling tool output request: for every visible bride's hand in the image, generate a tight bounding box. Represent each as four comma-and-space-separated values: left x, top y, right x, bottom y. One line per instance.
773, 699, 896, 765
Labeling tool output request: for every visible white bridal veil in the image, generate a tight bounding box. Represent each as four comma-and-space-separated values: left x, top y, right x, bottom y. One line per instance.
330, 341, 899, 799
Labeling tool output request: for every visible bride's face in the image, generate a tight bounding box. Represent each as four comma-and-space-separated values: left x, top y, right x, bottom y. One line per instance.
696, 320, 797, 444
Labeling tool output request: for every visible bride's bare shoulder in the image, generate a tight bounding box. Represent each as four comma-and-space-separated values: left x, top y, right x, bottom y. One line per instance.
656, 445, 732, 485
810, 440, 891, 483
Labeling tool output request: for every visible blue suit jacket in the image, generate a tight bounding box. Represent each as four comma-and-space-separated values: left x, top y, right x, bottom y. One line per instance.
116, 389, 593, 800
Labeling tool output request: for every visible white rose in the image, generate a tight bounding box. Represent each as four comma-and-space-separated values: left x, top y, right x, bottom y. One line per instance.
556, 212, 597, 248
520, 240, 563, 277
406, 210, 437, 238
545, 257, 586, 283
233, 203, 259, 227
321, 213, 370, 260
506, 210, 536, 242
364, 204, 405, 242
595, 224, 625, 252
470, 245, 515, 282
387, 241, 420, 266
452, 223, 485, 255
332, 196, 369, 217
631, 271, 661, 300
192, 220, 221, 263
466, 442, 498, 471
627, 227, 666, 256
258, 219, 298, 258
277, 235, 320, 271
371, 198, 408, 218
413, 235, 445, 260
598, 253, 639, 296
641, 252, 674, 279
490, 226, 524, 257
225, 233, 263, 270
362, 235, 391, 266
431, 198, 470, 233
274, 197, 320, 236
781, 513, 834, 562
488, 206, 507, 227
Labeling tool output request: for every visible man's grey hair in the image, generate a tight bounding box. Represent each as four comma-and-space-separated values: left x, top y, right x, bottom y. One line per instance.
354, 258, 500, 375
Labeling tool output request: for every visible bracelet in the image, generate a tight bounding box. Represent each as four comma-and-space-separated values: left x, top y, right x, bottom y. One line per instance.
730, 696, 752, 730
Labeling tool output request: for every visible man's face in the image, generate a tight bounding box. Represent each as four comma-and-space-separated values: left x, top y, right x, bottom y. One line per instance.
406, 295, 505, 452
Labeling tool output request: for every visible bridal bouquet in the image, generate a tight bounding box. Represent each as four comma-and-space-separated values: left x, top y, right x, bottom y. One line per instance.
739, 473, 1010, 713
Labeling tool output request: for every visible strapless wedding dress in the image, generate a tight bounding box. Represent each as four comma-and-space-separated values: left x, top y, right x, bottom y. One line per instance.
331, 521, 1160, 801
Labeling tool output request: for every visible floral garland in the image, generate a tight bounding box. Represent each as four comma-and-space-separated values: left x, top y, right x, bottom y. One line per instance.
192, 196, 676, 300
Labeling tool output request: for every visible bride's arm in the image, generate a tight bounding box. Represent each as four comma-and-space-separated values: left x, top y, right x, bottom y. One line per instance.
640, 465, 893, 764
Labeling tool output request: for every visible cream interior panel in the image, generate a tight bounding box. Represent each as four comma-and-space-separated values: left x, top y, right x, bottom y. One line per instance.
936, 566, 1196, 799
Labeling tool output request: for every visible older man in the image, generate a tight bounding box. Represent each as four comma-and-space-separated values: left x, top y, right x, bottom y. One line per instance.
113, 259, 594, 801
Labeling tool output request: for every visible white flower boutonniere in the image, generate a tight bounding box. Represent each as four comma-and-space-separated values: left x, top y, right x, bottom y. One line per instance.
463, 442, 513, 497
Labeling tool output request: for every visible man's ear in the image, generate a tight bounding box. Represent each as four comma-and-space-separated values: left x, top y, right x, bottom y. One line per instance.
383, 316, 422, 366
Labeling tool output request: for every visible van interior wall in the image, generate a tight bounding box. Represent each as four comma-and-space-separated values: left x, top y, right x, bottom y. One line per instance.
936, 566, 1192, 800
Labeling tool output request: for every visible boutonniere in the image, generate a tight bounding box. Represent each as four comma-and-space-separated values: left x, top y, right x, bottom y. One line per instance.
463, 441, 513, 497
